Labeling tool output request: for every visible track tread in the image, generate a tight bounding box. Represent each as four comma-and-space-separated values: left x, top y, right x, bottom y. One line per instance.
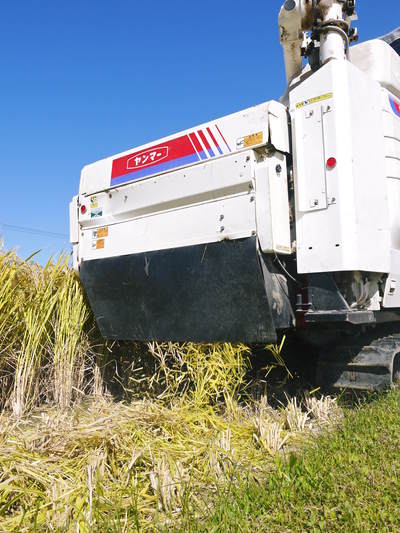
318, 329, 400, 391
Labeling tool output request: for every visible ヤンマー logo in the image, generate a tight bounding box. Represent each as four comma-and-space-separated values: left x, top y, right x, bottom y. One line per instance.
126, 146, 169, 170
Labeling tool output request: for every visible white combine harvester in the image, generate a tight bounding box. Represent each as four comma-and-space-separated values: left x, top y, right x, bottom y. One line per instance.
70, 1, 400, 391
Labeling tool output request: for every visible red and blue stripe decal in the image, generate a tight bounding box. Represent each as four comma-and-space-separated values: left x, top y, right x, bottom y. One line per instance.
111, 126, 230, 186
207, 127, 223, 155
389, 95, 400, 118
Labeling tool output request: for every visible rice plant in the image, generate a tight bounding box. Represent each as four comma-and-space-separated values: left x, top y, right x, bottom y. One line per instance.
147, 341, 251, 407
52, 268, 90, 408
0, 250, 96, 416
11, 257, 63, 416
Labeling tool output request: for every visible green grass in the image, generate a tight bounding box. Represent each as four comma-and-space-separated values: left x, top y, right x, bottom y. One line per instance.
176, 390, 400, 532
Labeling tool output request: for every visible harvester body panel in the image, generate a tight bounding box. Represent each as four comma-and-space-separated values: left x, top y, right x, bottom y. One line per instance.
71, 102, 293, 341
290, 58, 392, 274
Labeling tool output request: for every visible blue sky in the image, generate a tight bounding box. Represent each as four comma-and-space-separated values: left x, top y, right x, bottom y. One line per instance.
0, 1, 399, 262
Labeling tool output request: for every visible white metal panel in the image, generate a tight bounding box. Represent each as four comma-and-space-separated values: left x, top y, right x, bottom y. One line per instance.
381, 89, 400, 285
110, 156, 252, 221
268, 152, 291, 253
267, 100, 290, 153
255, 153, 291, 254
293, 104, 328, 212
290, 60, 391, 274
78, 151, 253, 229
69, 196, 79, 244
72, 244, 79, 273
382, 91, 400, 184
77, 151, 258, 264
255, 166, 272, 251
79, 193, 256, 262
80, 159, 112, 197
385, 137, 400, 169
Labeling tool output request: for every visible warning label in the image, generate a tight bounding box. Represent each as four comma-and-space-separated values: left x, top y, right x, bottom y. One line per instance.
296, 92, 333, 109
236, 131, 264, 150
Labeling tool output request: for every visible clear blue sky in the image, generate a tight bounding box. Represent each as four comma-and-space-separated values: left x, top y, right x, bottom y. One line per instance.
0, 1, 399, 262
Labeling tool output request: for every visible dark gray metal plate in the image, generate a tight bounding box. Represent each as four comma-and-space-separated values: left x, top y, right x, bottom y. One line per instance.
80, 237, 285, 343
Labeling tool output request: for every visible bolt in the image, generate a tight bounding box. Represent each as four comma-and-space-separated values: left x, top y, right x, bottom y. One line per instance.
284, 0, 296, 11
314, 199, 319, 206
220, 226, 225, 232
276, 164, 282, 174
219, 214, 224, 221
251, 230, 256, 236
250, 196, 255, 203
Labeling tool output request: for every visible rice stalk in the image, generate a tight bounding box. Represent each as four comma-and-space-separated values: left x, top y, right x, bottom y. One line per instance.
147, 342, 251, 407
52, 269, 90, 408
305, 395, 342, 425
283, 396, 309, 432
264, 335, 293, 379
0, 251, 19, 354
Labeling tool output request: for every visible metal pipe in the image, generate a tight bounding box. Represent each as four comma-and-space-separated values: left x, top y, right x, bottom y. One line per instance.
279, 0, 314, 84
318, 0, 350, 64
319, 24, 350, 63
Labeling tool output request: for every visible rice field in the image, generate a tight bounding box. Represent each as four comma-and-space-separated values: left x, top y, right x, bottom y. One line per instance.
0, 251, 341, 531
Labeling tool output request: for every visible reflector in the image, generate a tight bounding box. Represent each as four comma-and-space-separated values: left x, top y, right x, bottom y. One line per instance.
326, 157, 337, 169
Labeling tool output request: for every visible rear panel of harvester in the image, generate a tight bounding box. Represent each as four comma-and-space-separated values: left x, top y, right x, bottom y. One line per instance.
72, 102, 293, 343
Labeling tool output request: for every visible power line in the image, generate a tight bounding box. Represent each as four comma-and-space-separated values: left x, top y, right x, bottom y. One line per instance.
0, 223, 69, 240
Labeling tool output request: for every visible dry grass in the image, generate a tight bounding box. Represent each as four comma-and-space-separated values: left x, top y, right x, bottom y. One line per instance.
0, 393, 341, 531
0, 250, 342, 530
